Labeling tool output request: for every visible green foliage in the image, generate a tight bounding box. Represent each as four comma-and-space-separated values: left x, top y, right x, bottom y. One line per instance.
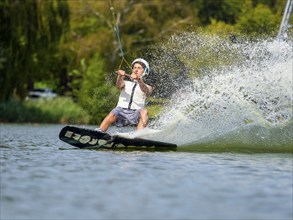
147, 97, 168, 120
194, 0, 244, 25
0, 97, 89, 124
0, 0, 288, 124
77, 54, 118, 124
237, 2, 279, 36
0, 0, 70, 101
204, 19, 238, 35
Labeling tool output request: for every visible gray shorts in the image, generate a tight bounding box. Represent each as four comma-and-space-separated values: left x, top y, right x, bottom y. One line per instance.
111, 107, 141, 127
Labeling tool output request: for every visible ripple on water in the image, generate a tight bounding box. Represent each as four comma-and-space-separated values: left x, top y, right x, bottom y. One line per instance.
0, 125, 292, 219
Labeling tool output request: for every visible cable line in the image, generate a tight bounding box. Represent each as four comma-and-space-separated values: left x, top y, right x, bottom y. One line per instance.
108, 0, 132, 70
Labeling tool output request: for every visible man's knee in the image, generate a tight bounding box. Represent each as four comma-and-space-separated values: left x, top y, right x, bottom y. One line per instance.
105, 112, 117, 123
140, 108, 148, 117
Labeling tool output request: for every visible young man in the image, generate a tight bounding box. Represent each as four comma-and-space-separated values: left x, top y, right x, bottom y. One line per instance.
98, 58, 152, 132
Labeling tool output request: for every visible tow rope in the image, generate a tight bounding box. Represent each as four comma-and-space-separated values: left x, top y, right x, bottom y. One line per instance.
109, 0, 132, 70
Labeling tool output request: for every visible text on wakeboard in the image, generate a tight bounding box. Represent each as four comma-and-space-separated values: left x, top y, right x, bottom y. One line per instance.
64, 131, 108, 145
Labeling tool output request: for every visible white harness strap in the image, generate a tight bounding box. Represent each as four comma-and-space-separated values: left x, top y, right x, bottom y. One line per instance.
117, 81, 146, 110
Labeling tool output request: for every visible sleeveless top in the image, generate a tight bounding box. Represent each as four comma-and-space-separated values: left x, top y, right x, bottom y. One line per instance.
116, 80, 146, 110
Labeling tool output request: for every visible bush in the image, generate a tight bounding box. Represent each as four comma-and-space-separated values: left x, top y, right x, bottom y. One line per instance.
77, 54, 119, 124
0, 97, 90, 124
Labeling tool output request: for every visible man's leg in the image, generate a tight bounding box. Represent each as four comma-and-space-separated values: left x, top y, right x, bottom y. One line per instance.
99, 112, 117, 132
137, 108, 148, 130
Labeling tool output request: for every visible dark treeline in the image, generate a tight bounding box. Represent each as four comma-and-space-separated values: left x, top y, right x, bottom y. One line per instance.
0, 0, 287, 123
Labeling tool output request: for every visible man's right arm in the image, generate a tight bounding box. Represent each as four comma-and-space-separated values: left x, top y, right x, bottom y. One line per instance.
116, 70, 125, 90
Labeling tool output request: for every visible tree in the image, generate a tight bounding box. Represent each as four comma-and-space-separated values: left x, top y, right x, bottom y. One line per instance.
1, 0, 286, 106
77, 54, 118, 123
0, 0, 70, 101
237, 2, 279, 36
193, 0, 244, 25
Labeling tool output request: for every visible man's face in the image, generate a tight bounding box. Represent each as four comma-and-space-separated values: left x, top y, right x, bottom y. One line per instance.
131, 63, 144, 79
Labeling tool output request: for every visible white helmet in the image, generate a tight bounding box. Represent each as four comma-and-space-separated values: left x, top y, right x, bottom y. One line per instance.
131, 58, 150, 78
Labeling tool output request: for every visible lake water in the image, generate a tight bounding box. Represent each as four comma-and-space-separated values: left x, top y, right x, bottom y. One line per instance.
1, 124, 292, 219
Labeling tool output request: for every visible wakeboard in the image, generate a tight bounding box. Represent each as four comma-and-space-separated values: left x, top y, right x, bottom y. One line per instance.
59, 126, 177, 151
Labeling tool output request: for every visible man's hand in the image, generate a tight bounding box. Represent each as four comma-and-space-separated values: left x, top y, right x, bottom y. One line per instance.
118, 70, 125, 76
116, 70, 125, 90
130, 71, 139, 80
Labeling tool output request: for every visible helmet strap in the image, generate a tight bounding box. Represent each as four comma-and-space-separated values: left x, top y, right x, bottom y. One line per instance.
141, 68, 148, 78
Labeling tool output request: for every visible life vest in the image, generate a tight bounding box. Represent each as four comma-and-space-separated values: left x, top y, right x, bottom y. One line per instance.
117, 80, 146, 110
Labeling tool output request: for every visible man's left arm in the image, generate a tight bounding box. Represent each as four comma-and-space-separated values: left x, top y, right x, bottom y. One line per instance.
138, 79, 152, 97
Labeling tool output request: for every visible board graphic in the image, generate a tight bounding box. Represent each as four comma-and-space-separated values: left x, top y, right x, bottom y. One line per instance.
59, 126, 177, 151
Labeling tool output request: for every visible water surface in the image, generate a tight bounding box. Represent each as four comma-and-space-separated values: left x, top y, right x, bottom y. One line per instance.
1, 124, 292, 219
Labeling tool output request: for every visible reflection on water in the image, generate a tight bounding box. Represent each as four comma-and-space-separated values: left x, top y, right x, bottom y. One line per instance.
1, 124, 292, 219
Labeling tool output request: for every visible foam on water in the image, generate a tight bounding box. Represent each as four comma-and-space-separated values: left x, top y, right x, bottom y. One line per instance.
139, 33, 292, 148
